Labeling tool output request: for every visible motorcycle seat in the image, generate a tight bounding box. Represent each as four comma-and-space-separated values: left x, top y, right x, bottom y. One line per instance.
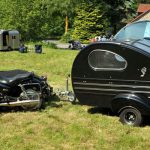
0, 70, 32, 85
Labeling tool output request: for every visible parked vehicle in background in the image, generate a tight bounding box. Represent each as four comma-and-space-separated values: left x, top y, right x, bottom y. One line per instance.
0, 30, 20, 50
68, 40, 83, 50
114, 20, 150, 42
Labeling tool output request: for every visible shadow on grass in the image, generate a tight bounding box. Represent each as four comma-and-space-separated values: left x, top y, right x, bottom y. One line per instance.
0, 106, 21, 113
0, 95, 62, 113
142, 116, 150, 127
88, 107, 150, 127
0, 50, 17, 52
43, 95, 63, 108
88, 107, 115, 117
0, 49, 47, 54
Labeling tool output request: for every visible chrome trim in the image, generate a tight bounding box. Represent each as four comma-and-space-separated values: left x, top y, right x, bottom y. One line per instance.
0, 100, 39, 107
74, 90, 116, 96
72, 77, 150, 83
88, 49, 127, 71
74, 82, 150, 89
74, 87, 150, 94
22, 83, 41, 92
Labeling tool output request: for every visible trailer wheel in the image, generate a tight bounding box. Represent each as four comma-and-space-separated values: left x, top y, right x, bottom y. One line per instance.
119, 107, 143, 126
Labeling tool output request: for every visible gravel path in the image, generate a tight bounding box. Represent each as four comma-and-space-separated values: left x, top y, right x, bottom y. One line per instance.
46, 40, 69, 49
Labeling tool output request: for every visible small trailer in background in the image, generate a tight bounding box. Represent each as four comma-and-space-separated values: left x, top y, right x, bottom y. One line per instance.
0, 30, 20, 50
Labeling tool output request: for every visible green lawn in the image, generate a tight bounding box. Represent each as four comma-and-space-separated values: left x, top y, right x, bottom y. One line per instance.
0, 46, 150, 150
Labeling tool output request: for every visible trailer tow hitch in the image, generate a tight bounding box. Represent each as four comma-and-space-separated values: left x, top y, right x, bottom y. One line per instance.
56, 74, 76, 103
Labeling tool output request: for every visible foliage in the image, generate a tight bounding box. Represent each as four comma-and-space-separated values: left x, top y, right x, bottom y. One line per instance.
136, 0, 150, 3
102, 0, 137, 33
72, 3, 110, 43
0, 0, 72, 40
39, 41, 58, 49
71, 0, 138, 42
0, 0, 51, 40
46, 0, 85, 38
0, 0, 140, 41
44, 42, 58, 49
61, 30, 73, 42
0, 0, 85, 40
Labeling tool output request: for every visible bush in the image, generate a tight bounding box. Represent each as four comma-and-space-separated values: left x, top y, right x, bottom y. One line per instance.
42, 42, 57, 49
61, 30, 73, 43
72, 3, 110, 43
26, 41, 58, 50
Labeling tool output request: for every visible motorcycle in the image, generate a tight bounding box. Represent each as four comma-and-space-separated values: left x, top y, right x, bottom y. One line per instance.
68, 40, 83, 50
0, 69, 53, 110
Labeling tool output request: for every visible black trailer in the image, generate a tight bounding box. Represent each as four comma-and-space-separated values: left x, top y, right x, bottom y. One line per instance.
71, 21, 150, 126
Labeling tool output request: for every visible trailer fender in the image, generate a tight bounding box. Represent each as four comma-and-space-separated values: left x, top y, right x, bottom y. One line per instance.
111, 93, 150, 115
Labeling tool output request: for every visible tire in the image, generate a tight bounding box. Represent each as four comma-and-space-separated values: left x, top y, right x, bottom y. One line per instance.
119, 108, 143, 126
21, 89, 42, 110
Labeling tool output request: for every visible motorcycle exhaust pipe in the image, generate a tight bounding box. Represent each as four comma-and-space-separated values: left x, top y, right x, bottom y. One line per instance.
0, 100, 39, 107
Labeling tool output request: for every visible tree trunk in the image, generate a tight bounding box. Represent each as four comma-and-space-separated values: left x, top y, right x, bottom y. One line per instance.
65, 15, 68, 34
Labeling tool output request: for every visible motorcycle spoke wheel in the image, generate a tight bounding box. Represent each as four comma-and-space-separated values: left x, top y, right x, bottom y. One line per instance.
21, 89, 42, 110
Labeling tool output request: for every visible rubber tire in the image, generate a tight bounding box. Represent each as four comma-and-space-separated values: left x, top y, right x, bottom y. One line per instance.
119, 108, 143, 126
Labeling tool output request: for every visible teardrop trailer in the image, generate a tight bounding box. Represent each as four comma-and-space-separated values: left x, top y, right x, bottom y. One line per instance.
70, 20, 150, 126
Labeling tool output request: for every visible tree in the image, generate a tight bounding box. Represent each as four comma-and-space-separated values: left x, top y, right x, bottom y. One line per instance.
72, 2, 110, 43
0, 0, 65, 40
45, 0, 85, 34
136, 0, 150, 3
0, 0, 52, 40
0, 0, 139, 41
102, 0, 137, 34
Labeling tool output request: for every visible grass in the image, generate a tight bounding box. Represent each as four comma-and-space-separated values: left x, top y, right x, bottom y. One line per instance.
0, 46, 150, 150
0, 45, 76, 89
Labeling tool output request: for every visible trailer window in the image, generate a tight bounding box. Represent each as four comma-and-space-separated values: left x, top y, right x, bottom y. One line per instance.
88, 50, 127, 71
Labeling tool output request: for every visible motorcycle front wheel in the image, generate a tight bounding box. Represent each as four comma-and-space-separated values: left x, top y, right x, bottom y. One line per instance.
20, 89, 42, 110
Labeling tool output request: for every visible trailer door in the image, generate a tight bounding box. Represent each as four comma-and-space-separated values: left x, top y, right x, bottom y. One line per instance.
3, 31, 9, 46
9, 30, 20, 50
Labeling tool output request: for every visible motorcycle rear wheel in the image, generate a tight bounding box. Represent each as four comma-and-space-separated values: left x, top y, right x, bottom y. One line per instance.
21, 89, 42, 110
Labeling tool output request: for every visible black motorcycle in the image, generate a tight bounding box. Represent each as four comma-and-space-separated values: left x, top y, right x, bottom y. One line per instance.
68, 40, 83, 50
0, 69, 53, 110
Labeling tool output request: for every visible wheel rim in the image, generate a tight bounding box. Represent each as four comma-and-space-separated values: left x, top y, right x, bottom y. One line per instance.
124, 112, 136, 125
21, 89, 41, 110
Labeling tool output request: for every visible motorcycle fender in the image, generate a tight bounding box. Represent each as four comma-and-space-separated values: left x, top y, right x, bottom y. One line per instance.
111, 93, 150, 115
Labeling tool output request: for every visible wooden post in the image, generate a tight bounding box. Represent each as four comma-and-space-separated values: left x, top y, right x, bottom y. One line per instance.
65, 15, 68, 34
